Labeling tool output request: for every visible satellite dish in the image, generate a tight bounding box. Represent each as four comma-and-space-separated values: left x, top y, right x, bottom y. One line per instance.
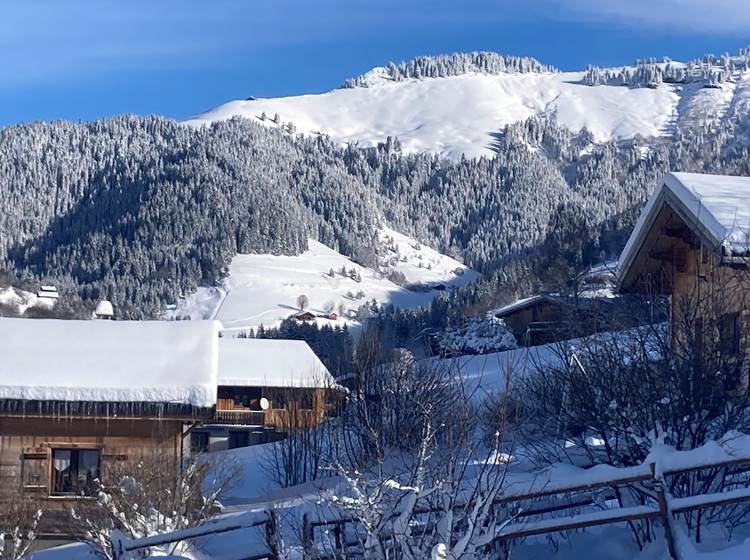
260, 397, 270, 411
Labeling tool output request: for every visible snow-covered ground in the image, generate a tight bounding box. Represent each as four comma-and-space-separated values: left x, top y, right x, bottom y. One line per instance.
185, 68, 750, 160
170, 229, 478, 332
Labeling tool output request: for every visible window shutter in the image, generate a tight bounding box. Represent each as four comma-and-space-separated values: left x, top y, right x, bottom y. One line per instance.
21, 452, 48, 493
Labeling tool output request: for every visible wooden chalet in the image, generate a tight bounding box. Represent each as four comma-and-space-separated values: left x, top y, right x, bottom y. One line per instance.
492, 293, 615, 346
190, 337, 340, 452
618, 172, 750, 374
0, 317, 221, 541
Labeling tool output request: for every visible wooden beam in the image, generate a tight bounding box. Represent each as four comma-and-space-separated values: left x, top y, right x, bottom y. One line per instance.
495, 505, 661, 541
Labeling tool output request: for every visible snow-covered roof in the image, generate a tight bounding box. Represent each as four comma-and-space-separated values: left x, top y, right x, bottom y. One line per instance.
94, 300, 114, 317
491, 295, 557, 318
0, 318, 221, 407
618, 172, 750, 284
219, 338, 335, 389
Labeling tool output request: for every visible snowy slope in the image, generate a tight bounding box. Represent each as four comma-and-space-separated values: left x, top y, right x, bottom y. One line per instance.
171, 229, 478, 331
186, 71, 680, 159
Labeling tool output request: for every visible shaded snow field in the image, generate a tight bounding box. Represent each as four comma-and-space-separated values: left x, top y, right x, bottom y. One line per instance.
185, 69, 750, 160
170, 227, 478, 332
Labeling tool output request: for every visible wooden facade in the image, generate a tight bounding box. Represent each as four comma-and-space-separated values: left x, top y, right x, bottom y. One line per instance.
193, 386, 337, 452
495, 295, 615, 347
0, 406, 206, 540
619, 196, 750, 384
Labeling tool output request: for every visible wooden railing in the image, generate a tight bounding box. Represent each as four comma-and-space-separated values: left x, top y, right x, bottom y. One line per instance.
212, 409, 267, 426
108, 453, 750, 560
303, 456, 750, 560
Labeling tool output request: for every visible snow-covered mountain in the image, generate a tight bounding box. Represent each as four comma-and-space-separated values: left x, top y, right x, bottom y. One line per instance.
168, 227, 479, 331
185, 50, 750, 159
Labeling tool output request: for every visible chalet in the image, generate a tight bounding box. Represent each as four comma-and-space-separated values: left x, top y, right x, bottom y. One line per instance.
492, 293, 615, 346
190, 337, 339, 452
294, 310, 317, 322
0, 317, 220, 540
618, 172, 750, 369
36, 285, 59, 301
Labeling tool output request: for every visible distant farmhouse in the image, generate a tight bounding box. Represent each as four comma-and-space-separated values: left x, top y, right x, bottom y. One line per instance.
0, 317, 338, 541
618, 172, 750, 371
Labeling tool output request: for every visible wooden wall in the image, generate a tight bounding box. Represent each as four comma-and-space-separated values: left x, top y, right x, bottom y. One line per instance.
625, 203, 750, 385
0, 415, 185, 537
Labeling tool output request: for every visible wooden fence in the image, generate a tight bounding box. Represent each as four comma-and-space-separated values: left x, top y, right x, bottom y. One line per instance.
110, 454, 750, 560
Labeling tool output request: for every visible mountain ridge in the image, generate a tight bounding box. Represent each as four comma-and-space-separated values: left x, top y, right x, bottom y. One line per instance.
186, 48, 750, 160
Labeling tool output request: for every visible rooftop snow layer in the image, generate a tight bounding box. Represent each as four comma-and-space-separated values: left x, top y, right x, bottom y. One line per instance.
219, 338, 335, 388
619, 172, 750, 282
0, 318, 221, 407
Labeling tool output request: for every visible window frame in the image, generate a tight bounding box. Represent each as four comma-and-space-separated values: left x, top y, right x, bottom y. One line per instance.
49, 446, 101, 498
190, 431, 210, 453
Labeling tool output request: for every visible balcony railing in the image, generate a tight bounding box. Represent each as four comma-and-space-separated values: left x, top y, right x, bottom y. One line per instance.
213, 409, 267, 426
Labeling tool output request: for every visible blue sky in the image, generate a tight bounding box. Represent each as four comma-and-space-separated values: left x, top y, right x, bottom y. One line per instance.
1, 0, 750, 126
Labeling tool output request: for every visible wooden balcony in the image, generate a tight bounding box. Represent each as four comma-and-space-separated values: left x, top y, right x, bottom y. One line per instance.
213, 409, 267, 426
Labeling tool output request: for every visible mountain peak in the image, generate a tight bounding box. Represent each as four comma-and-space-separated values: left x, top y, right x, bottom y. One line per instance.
340, 51, 557, 88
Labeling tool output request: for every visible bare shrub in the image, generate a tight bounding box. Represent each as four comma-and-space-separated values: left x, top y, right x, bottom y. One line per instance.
71, 453, 238, 558
0, 487, 43, 560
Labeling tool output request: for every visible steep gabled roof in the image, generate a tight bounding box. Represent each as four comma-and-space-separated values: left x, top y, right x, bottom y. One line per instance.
618, 172, 750, 286
219, 338, 336, 389
0, 318, 220, 409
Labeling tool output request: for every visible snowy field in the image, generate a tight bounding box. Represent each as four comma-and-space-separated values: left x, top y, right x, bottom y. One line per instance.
171, 228, 478, 332
185, 67, 750, 160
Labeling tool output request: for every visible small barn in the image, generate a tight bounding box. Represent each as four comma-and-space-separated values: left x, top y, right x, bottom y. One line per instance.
294, 310, 317, 322
492, 293, 615, 346
93, 299, 114, 319
191, 337, 340, 452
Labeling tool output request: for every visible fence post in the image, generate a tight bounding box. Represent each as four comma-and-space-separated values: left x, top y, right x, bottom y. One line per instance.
265, 510, 279, 559
651, 462, 679, 560
302, 513, 314, 556
333, 521, 345, 558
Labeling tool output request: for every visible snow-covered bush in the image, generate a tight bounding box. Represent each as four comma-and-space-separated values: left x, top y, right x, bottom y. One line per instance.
322, 353, 513, 559
437, 316, 517, 356
71, 455, 237, 559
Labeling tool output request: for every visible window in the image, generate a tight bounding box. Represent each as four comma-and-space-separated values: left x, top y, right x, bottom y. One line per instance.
299, 390, 315, 411
228, 431, 250, 449
268, 389, 289, 410
51, 448, 100, 496
190, 432, 209, 453
694, 318, 704, 365
720, 313, 741, 356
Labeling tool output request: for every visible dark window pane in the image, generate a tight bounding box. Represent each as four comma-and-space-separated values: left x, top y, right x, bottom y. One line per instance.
52, 449, 72, 494
191, 432, 209, 453
720, 313, 741, 355
229, 431, 249, 449
51, 449, 100, 496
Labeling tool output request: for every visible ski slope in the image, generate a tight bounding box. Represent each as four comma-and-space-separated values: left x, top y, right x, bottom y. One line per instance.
170, 229, 478, 332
